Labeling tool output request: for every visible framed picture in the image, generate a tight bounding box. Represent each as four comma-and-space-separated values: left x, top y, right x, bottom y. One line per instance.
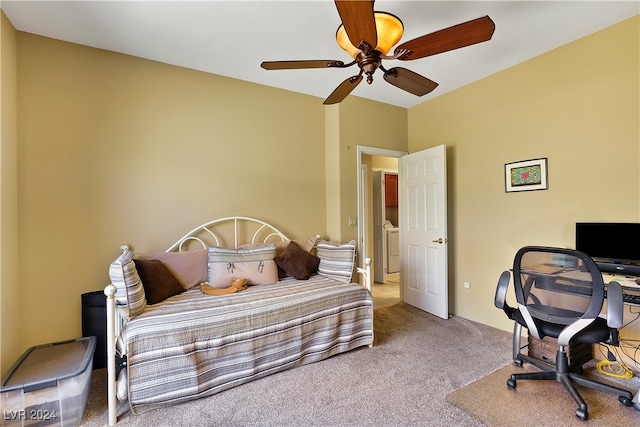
504, 158, 548, 192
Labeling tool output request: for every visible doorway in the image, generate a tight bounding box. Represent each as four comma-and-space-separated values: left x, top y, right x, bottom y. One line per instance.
357, 146, 406, 309
358, 145, 449, 317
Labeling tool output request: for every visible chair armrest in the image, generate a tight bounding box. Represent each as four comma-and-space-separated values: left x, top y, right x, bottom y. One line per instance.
494, 271, 515, 318
494, 271, 510, 309
606, 281, 624, 329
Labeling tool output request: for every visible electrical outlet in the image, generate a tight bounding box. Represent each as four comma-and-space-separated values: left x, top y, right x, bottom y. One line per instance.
348, 217, 357, 227
463, 282, 471, 293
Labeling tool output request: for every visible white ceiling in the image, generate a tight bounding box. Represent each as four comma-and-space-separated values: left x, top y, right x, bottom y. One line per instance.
3, 1, 638, 108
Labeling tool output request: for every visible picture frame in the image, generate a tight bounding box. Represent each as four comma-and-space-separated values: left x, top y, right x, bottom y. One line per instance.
504, 158, 548, 192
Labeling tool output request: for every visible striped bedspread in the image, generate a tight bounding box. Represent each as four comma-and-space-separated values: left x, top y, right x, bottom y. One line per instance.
117, 275, 373, 413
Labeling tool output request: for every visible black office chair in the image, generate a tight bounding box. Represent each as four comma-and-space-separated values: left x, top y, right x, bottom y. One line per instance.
494, 246, 634, 420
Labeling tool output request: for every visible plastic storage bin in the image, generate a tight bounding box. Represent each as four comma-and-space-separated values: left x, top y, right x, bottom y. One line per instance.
1, 336, 96, 427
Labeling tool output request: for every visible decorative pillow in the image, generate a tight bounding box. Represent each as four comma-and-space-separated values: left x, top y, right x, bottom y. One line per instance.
275, 240, 320, 280
133, 259, 185, 305
208, 243, 278, 288
134, 249, 207, 290
269, 236, 320, 278
108, 245, 146, 318
316, 240, 356, 283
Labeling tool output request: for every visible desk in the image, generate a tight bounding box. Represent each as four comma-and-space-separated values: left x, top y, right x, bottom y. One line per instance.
601, 273, 640, 305
600, 273, 640, 409
600, 274, 640, 408
528, 267, 640, 305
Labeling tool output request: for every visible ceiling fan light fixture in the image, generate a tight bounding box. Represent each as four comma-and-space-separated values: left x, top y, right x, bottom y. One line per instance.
336, 11, 404, 58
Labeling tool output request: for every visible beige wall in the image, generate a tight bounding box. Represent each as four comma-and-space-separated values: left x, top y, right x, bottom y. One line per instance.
372, 156, 398, 171
325, 98, 407, 285
12, 33, 334, 358
324, 104, 342, 241
408, 16, 639, 347
1, 11, 20, 373
334, 97, 407, 243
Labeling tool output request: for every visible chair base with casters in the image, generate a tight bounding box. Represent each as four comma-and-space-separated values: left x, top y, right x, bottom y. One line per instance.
507, 321, 634, 420
494, 252, 638, 421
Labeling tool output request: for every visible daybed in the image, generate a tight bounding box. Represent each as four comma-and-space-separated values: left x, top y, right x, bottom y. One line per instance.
104, 217, 374, 425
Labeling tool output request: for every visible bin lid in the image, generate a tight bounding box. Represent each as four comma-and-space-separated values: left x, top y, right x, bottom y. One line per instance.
1, 336, 96, 392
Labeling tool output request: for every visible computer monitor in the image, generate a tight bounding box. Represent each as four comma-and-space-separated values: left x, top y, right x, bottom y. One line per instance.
575, 222, 640, 276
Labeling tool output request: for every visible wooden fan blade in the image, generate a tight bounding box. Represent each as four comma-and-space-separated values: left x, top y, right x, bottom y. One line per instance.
261, 60, 345, 70
395, 16, 495, 60
383, 67, 438, 97
335, 0, 377, 51
323, 75, 363, 105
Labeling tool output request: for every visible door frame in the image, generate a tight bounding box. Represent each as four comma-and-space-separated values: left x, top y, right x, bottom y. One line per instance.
356, 145, 408, 279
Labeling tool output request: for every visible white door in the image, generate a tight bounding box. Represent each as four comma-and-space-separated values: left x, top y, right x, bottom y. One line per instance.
373, 171, 386, 283
399, 145, 448, 319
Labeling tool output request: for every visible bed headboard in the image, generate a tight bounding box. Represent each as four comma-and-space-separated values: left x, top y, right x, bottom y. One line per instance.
165, 216, 290, 252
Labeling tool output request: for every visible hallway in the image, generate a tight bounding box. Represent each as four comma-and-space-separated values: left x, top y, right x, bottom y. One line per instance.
371, 273, 400, 309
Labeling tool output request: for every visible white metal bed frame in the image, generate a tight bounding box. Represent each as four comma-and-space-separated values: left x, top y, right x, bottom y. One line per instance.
166, 216, 288, 251
103, 216, 371, 425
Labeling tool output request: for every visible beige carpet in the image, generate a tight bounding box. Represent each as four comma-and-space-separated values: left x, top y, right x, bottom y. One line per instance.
446, 363, 640, 426
80, 302, 515, 426
78, 301, 639, 426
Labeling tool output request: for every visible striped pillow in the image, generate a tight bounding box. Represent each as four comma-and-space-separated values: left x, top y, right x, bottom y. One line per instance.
109, 245, 146, 318
316, 240, 356, 283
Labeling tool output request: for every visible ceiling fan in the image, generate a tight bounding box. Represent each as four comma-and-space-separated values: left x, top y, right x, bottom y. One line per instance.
261, 1, 495, 105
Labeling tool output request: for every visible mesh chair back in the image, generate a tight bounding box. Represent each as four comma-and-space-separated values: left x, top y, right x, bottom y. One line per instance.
513, 246, 605, 327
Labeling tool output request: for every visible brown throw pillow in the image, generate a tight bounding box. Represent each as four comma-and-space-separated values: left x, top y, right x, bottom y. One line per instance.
275, 240, 320, 280
133, 259, 185, 304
